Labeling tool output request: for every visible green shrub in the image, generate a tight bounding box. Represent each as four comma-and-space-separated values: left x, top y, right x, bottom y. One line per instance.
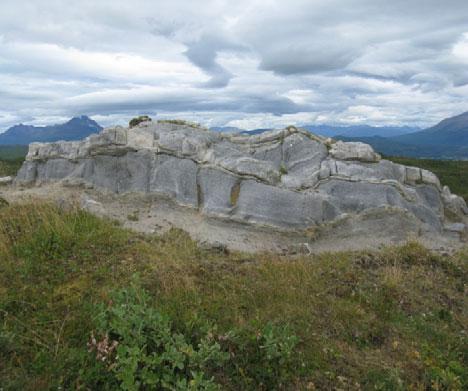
129, 115, 152, 128
88, 280, 228, 390
84, 279, 302, 390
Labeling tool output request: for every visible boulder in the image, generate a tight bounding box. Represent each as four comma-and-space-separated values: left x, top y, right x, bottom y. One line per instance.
329, 141, 381, 162
14, 121, 466, 238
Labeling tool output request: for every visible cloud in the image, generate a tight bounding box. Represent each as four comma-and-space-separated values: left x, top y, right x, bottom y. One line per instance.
0, 0, 468, 132
184, 35, 235, 88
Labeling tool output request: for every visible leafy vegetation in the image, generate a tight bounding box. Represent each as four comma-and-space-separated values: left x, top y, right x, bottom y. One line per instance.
0, 203, 466, 390
388, 156, 468, 202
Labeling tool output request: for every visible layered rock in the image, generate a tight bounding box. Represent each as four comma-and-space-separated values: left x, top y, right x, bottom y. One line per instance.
15, 120, 467, 236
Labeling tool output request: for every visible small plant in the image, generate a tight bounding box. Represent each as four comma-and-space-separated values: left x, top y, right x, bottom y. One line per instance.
127, 210, 139, 222
279, 163, 288, 176
129, 115, 152, 128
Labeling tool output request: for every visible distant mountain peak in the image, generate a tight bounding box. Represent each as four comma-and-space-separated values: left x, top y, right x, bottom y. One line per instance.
0, 116, 103, 145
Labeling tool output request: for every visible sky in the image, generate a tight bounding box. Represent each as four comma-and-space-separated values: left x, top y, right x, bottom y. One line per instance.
0, 0, 468, 131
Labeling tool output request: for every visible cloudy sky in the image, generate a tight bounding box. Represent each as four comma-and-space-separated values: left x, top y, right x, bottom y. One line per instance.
1, 0, 468, 131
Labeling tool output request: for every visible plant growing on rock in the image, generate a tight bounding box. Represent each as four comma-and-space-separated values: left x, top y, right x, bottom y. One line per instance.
129, 115, 152, 128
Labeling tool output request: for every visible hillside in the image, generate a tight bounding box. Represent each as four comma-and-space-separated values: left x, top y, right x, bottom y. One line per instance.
388, 157, 468, 202
304, 124, 420, 138
337, 135, 468, 160
0, 116, 102, 145
336, 112, 468, 159
393, 111, 468, 147
0, 202, 466, 389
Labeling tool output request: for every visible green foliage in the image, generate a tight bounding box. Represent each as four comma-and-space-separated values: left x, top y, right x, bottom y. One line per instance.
88, 280, 228, 390
279, 163, 288, 176
220, 323, 300, 390
129, 115, 152, 128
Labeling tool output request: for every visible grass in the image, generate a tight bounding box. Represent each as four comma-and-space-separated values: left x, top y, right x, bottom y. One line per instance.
388, 156, 468, 202
0, 202, 466, 390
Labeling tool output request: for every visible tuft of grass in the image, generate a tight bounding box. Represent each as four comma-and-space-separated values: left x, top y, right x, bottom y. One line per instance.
126, 210, 140, 221
230, 182, 241, 207
279, 162, 288, 176
0, 203, 467, 389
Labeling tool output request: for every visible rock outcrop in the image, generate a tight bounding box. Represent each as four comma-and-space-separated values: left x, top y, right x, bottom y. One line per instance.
15, 120, 468, 241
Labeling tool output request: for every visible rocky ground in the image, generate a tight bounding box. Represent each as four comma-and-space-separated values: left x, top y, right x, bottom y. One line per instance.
1, 182, 465, 255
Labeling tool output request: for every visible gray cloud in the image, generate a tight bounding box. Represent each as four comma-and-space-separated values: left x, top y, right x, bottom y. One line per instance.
0, 0, 467, 131
184, 35, 235, 88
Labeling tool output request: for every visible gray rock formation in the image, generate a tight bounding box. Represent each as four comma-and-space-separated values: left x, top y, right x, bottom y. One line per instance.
15, 120, 468, 240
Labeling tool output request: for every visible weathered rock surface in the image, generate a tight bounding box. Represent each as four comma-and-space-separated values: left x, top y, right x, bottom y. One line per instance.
14, 120, 468, 244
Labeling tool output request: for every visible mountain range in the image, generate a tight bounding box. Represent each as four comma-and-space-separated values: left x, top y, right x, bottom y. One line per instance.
0, 116, 102, 145
338, 111, 468, 159
215, 112, 468, 159
213, 125, 420, 138
302, 124, 420, 138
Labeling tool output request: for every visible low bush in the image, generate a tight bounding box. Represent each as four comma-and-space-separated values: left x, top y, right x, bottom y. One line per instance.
129, 115, 152, 128
80, 279, 301, 390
